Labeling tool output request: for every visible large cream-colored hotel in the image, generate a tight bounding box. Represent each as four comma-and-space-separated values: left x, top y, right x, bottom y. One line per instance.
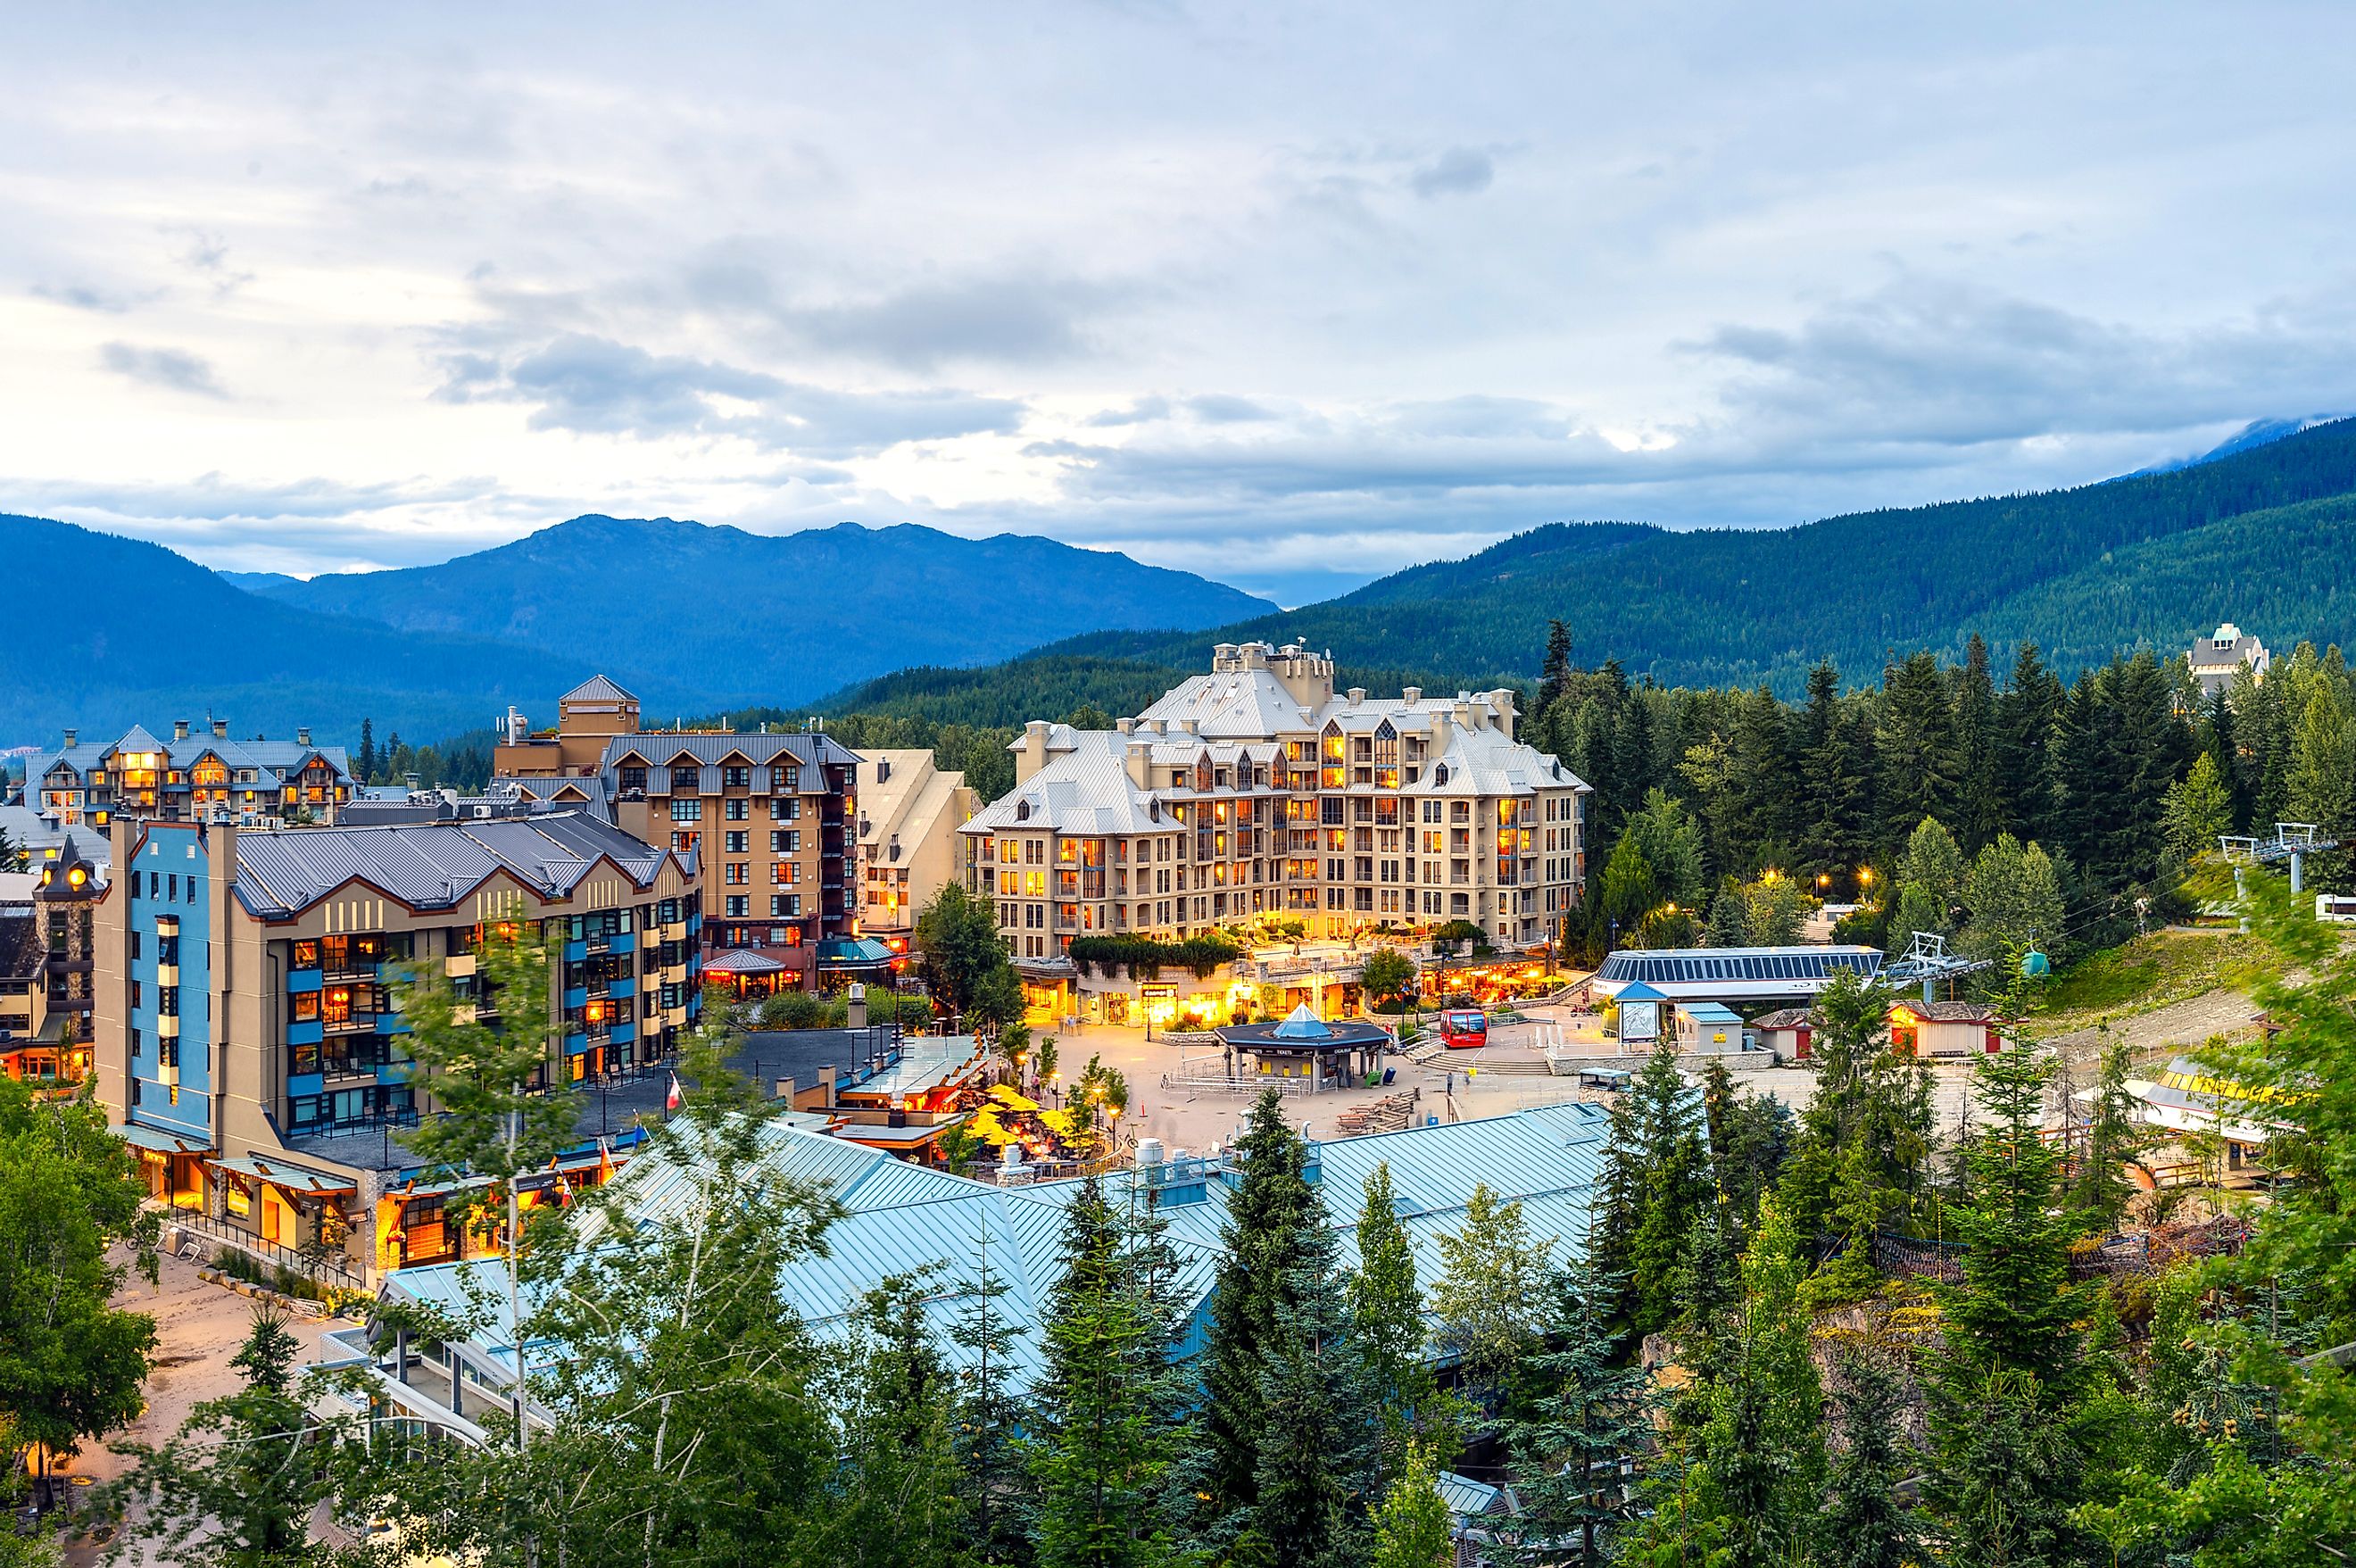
962, 641, 1589, 1017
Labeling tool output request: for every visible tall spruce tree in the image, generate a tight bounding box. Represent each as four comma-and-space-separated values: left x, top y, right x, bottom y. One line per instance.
1503, 1258, 1649, 1568
1817, 1351, 1916, 1568
1192, 1091, 1319, 1542
1952, 634, 2004, 852
1875, 651, 1962, 863
1795, 660, 1870, 878
1700, 1197, 1825, 1568
1994, 642, 2065, 844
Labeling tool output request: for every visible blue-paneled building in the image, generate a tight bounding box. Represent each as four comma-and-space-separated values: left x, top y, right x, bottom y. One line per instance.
93, 810, 701, 1282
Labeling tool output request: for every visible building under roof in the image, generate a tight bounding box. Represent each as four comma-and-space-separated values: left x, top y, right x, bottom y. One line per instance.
361, 1099, 1614, 1417
228, 811, 680, 918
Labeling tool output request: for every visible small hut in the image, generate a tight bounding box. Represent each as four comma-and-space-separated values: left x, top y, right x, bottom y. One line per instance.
1215, 1004, 1393, 1092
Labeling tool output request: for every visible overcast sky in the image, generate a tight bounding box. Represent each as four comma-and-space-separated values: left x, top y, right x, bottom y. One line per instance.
5, 3, 2354, 606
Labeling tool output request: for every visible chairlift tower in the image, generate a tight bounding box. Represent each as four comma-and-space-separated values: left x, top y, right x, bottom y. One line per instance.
2219, 822, 2339, 895
1881, 931, 1993, 1005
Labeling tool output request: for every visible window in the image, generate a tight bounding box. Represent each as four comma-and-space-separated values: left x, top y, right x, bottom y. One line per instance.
725, 896, 749, 917
670, 799, 703, 823
781, 829, 801, 854
726, 863, 749, 885
723, 766, 751, 789
775, 797, 801, 822
670, 766, 700, 792
772, 764, 800, 792
725, 798, 750, 822
724, 831, 749, 853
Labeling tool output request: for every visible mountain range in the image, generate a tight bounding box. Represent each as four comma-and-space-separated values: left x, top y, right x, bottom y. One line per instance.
8, 415, 2356, 751
957, 414, 2356, 704
0, 516, 1273, 746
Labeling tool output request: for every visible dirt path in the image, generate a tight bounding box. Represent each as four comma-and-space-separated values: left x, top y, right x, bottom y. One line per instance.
54, 1248, 349, 1566
2040, 985, 2261, 1068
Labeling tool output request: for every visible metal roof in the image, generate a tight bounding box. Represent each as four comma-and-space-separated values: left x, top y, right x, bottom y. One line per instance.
382, 1099, 1613, 1394
227, 811, 682, 917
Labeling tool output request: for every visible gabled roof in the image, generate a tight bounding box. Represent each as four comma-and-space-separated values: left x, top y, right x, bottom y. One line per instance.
226, 811, 680, 918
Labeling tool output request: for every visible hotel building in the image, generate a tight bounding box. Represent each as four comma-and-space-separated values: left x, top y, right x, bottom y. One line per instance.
28, 719, 356, 829
959, 642, 1589, 1016
497, 676, 876, 988
854, 750, 976, 958
89, 811, 701, 1283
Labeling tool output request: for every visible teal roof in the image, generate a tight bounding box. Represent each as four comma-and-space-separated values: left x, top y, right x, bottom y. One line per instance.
1680, 1002, 1745, 1024
1273, 1003, 1331, 1040
383, 1099, 1614, 1394
1614, 980, 1666, 1002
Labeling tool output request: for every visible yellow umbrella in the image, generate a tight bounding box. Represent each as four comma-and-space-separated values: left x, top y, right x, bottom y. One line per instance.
991, 1083, 1041, 1113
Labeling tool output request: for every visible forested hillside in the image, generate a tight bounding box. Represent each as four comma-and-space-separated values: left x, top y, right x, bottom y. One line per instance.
1023, 416, 2356, 693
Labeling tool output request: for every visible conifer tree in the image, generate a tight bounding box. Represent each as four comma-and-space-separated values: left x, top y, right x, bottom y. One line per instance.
1539, 619, 1573, 716
1795, 660, 1870, 878
1029, 1177, 1186, 1568
1953, 633, 2004, 852
1699, 1197, 1825, 1568
1504, 1258, 1649, 1568
1875, 651, 1962, 861
2159, 750, 2235, 864
1351, 1163, 1441, 1480
1191, 1091, 1317, 1539
1817, 1351, 1915, 1568
1920, 1043, 2092, 1563
1600, 1044, 1712, 1335
1430, 1183, 1555, 1411
1993, 642, 2065, 843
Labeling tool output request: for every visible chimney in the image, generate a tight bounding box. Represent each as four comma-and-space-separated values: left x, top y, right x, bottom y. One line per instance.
1402, 686, 1421, 705
62, 728, 77, 749
296, 727, 311, 747
1347, 687, 1365, 705
1489, 688, 1518, 740
1017, 719, 1052, 785
1116, 717, 1134, 734
212, 718, 228, 739
1125, 736, 1153, 790
173, 719, 190, 741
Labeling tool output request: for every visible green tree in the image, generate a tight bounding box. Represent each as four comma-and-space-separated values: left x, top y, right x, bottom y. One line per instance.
2069, 1039, 2149, 1232
1429, 1183, 1554, 1407
1920, 1043, 2092, 1564
1624, 788, 1707, 911
1028, 1177, 1186, 1568
1889, 815, 1963, 943
2285, 682, 2356, 888
1504, 1259, 1649, 1567
1368, 1443, 1455, 1568
104, 1305, 336, 1568
1591, 1044, 1711, 1335
805, 1274, 966, 1565
1193, 1091, 1319, 1538
1876, 651, 1961, 860
1699, 1197, 1824, 1568
1351, 1164, 1441, 1478
1958, 833, 2065, 964
917, 884, 1016, 1022
1739, 873, 1812, 945
1819, 1351, 1917, 1568
1358, 949, 1416, 1008
2159, 749, 2235, 863
0, 1078, 159, 1473
392, 920, 579, 1440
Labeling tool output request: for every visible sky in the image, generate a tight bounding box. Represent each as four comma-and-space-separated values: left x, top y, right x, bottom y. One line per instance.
5, 3, 2355, 608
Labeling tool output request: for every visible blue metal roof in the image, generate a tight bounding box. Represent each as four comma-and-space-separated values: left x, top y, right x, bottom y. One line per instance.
384, 1099, 1614, 1395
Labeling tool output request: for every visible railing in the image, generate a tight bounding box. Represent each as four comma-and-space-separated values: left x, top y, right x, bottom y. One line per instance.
162, 1206, 368, 1291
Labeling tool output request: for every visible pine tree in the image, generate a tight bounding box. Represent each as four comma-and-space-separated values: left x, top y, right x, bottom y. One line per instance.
1351, 1163, 1442, 1480
1952, 633, 2003, 852
1614, 1044, 1712, 1335
1700, 1197, 1825, 1568
1029, 1177, 1184, 1568
2285, 683, 2356, 888
1875, 651, 1961, 862
1920, 1044, 2092, 1562
1504, 1258, 1649, 1568
1539, 619, 1574, 717
1958, 833, 2065, 963
2159, 751, 2235, 863
357, 716, 377, 784
1993, 642, 2065, 843
1817, 1351, 1915, 1568
949, 1230, 1035, 1567
1249, 1201, 1378, 1568
1796, 660, 1869, 879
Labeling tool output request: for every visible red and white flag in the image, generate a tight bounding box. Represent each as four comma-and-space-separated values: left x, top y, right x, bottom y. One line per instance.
665, 1072, 683, 1110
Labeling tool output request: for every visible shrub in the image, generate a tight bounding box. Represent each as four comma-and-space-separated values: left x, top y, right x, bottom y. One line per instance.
1064, 933, 1241, 980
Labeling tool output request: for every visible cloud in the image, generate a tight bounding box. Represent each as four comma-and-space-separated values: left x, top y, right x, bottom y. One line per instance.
1185, 394, 1277, 423
1408, 146, 1494, 198
438, 334, 1028, 457
98, 343, 231, 399
682, 261, 1131, 371
1688, 277, 2356, 447
34, 280, 155, 313
1086, 395, 1172, 427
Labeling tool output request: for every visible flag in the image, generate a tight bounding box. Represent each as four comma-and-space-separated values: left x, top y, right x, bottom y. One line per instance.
666, 1072, 683, 1111
595, 1138, 615, 1186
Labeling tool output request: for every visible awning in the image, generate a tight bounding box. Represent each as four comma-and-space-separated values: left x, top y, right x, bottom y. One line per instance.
112, 1121, 214, 1157
817, 937, 896, 969
207, 1155, 356, 1196
703, 949, 788, 975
